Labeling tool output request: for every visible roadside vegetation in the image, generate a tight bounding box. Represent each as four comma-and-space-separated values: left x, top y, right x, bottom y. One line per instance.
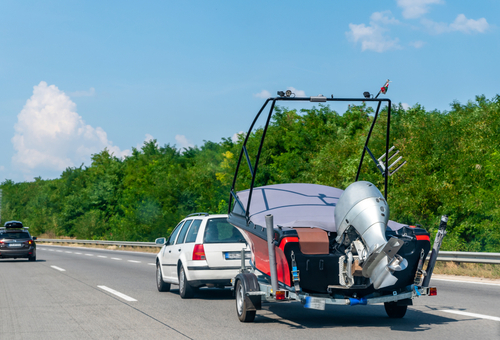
2, 95, 499, 253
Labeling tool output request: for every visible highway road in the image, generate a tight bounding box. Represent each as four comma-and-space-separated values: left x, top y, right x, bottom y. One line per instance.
1, 245, 499, 340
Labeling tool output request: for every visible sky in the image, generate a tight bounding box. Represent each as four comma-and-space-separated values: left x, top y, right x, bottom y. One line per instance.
0, 0, 498, 182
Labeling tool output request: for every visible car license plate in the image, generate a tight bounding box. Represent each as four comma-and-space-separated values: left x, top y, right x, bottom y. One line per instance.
224, 251, 251, 260
8, 243, 22, 247
304, 296, 326, 310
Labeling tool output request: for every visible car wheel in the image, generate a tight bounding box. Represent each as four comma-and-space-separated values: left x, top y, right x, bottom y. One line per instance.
156, 263, 171, 292
235, 280, 256, 322
28, 255, 36, 262
384, 302, 407, 318
178, 266, 195, 299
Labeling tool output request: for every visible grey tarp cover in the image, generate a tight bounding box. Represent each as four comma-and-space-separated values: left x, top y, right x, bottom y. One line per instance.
236, 183, 406, 232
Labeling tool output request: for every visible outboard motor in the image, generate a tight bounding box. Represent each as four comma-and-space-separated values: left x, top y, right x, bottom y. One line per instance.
334, 181, 407, 289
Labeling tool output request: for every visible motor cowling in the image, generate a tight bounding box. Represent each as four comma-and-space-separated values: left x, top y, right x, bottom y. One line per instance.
334, 181, 407, 289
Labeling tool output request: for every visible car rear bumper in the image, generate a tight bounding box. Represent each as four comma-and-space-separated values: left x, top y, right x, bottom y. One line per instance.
0, 248, 35, 258
186, 265, 242, 285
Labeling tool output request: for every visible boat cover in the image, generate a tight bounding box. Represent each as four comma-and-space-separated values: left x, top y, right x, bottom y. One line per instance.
235, 183, 406, 233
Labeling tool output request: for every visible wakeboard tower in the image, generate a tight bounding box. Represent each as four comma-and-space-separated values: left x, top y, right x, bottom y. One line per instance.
228, 81, 447, 322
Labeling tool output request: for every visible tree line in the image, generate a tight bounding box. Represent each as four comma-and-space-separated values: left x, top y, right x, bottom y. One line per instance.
1, 95, 499, 252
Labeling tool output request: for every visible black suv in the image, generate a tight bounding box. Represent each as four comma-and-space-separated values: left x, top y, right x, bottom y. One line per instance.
0, 221, 37, 261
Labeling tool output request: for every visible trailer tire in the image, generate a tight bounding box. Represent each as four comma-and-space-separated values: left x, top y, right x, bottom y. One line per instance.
235, 280, 256, 322
384, 302, 407, 318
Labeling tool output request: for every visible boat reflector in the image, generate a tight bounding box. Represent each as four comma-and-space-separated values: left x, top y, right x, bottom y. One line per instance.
416, 235, 430, 242
429, 287, 437, 296
275, 290, 287, 300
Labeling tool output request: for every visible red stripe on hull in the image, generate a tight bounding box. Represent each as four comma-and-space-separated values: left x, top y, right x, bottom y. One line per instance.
416, 234, 430, 242
246, 233, 292, 287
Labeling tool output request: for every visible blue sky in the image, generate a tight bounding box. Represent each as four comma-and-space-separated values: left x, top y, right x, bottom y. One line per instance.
0, 0, 498, 182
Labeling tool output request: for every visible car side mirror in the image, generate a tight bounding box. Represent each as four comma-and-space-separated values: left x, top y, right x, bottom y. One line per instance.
155, 237, 166, 245
33, 237, 37, 240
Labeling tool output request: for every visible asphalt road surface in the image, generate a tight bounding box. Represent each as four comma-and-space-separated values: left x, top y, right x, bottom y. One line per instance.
1, 245, 499, 340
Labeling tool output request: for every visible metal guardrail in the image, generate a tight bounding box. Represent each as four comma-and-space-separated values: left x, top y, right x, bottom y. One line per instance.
36, 239, 500, 264
37, 239, 161, 248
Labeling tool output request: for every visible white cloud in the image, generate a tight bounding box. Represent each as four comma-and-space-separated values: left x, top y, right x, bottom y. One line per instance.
287, 87, 306, 97
68, 87, 96, 97
401, 103, 411, 110
12, 81, 129, 178
254, 90, 271, 99
370, 11, 400, 25
175, 134, 194, 151
422, 14, 490, 34
410, 40, 426, 48
397, 0, 443, 19
0, 165, 4, 171
136, 133, 157, 150
347, 23, 401, 53
231, 131, 245, 143
450, 14, 489, 33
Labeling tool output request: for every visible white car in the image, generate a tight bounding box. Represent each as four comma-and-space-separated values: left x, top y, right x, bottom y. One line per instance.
155, 213, 250, 298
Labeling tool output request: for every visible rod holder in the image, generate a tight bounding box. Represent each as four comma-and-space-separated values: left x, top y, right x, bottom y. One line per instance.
265, 214, 279, 295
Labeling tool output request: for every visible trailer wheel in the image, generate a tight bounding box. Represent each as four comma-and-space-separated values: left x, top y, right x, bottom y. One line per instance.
235, 280, 256, 322
384, 302, 407, 318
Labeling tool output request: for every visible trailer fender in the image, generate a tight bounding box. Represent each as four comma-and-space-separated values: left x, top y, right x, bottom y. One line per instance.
235, 273, 262, 311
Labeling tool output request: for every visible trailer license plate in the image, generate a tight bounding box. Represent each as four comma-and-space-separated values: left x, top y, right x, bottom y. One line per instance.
305, 297, 325, 310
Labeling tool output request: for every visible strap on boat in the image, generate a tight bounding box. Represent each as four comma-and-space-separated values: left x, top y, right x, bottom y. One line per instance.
290, 251, 301, 293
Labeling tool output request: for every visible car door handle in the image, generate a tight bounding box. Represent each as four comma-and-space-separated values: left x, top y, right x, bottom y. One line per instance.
178, 249, 181, 252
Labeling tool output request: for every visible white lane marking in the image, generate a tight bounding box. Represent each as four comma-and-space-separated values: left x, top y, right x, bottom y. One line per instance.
127, 260, 141, 263
440, 310, 500, 322
56, 250, 63, 252
433, 278, 500, 287
148, 263, 156, 266
51, 266, 66, 272
48, 249, 54, 251
75, 252, 82, 255
97, 286, 137, 302
40, 248, 46, 250
85, 254, 94, 256
98, 255, 107, 258
111, 257, 122, 260
65, 251, 72, 253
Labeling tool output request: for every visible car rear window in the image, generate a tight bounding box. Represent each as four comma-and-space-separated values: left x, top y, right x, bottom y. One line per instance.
0, 232, 30, 239
203, 218, 245, 244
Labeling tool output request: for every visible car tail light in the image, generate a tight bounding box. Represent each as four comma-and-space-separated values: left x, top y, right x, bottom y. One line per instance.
24, 240, 34, 245
192, 244, 206, 260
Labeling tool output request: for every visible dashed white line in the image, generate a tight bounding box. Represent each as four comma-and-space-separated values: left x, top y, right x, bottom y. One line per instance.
51, 266, 66, 272
65, 251, 72, 253
97, 286, 137, 302
111, 257, 122, 260
56, 250, 63, 252
127, 260, 141, 263
85, 254, 94, 256
75, 252, 82, 255
48, 249, 54, 252
98, 255, 107, 258
148, 263, 156, 266
440, 310, 500, 322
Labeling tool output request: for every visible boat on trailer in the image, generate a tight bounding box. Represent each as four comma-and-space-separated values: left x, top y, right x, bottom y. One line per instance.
227, 82, 447, 322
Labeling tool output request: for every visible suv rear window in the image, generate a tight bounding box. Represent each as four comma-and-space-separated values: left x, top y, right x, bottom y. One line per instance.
203, 218, 245, 244
0, 232, 30, 239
